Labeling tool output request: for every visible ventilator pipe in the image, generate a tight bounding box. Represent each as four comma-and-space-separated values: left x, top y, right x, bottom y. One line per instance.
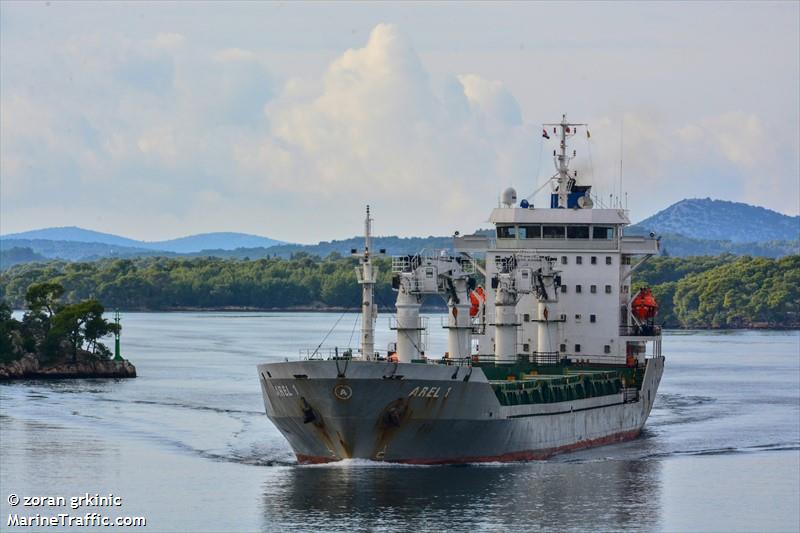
395, 280, 422, 363
534, 265, 560, 361
494, 283, 518, 363
446, 278, 472, 361
536, 301, 556, 355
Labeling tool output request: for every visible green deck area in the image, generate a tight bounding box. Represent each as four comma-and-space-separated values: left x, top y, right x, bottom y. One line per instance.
476, 362, 644, 406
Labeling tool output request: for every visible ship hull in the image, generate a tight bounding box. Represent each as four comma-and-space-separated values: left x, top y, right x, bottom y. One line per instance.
258, 357, 664, 464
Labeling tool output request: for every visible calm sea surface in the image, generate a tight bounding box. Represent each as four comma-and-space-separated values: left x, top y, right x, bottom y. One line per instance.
1, 313, 798, 532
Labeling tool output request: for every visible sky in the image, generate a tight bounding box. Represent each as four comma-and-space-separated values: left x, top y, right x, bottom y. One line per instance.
1, 1, 798, 244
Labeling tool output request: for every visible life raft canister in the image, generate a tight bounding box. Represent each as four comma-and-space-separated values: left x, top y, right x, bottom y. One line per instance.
631, 287, 659, 321
469, 286, 486, 317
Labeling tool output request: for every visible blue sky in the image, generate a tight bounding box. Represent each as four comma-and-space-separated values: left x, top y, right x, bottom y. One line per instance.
1, 1, 798, 243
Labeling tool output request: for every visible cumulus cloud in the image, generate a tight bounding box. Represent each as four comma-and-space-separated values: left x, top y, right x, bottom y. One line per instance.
458, 74, 522, 126
1, 14, 797, 241
574, 110, 794, 213
234, 24, 534, 235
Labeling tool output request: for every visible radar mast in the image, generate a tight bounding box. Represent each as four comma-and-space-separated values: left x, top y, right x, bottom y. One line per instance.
544, 114, 587, 208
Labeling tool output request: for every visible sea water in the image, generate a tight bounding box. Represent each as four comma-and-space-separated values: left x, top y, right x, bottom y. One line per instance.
1, 313, 798, 532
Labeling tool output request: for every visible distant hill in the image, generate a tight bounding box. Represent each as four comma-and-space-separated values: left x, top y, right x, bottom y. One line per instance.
650, 233, 797, 259
1, 227, 284, 255
203, 234, 479, 260
2, 198, 798, 265
2, 227, 143, 248
148, 232, 284, 253
629, 198, 799, 243
0, 228, 469, 262
0, 239, 167, 262
0, 247, 47, 270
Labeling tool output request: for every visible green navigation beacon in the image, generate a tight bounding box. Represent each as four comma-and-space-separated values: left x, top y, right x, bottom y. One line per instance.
113, 309, 123, 361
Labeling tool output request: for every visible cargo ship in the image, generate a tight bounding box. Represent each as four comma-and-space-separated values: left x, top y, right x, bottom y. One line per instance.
258, 115, 664, 464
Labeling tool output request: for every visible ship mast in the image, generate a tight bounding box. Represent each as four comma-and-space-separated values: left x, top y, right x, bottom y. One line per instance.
358, 205, 377, 360
545, 114, 586, 208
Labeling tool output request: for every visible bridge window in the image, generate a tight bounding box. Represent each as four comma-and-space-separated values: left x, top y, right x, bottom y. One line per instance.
575, 344, 581, 353
606, 256, 612, 265
561, 285, 567, 293
519, 225, 541, 239
561, 256, 568, 265
590, 314, 596, 323
576, 284, 582, 293
590, 285, 597, 293
593, 226, 615, 240
604, 345, 611, 354
576, 256, 583, 265
605, 285, 612, 294
560, 343, 566, 352
567, 225, 590, 239
591, 256, 597, 265
543, 225, 566, 239
496, 225, 516, 239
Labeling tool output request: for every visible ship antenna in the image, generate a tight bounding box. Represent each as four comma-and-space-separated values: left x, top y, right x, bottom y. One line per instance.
618, 117, 625, 208
364, 205, 371, 256
557, 114, 570, 208
543, 114, 586, 208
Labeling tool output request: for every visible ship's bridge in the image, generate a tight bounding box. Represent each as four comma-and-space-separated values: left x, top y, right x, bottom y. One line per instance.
488, 207, 645, 252
489, 207, 630, 226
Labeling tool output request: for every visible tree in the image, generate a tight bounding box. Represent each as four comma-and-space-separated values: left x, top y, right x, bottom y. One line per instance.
0, 301, 22, 362
49, 299, 116, 362
84, 306, 119, 356
21, 282, 67, 358
25, 282, 64, 319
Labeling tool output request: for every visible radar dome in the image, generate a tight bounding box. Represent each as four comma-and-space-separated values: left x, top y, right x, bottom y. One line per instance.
501, 187, 517, 207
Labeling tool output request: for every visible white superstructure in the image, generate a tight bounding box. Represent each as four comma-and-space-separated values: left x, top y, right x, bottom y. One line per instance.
467, 115, 661, 365
361, 115, 661, 368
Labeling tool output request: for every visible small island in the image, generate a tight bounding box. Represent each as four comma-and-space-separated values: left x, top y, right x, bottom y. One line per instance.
0, 282, 136, 380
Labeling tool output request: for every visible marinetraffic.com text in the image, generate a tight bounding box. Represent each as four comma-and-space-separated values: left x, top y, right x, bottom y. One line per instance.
6, 493, 146, 528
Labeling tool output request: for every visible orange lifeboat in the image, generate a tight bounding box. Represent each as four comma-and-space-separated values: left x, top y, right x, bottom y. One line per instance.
631, 287, 658, 321
469, 286, 486, 317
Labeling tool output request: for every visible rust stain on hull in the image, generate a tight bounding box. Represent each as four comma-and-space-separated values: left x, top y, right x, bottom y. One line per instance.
372, 397, 411, 460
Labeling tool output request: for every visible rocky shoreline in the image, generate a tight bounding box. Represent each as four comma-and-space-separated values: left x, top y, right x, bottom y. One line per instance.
0, 354, 137, 380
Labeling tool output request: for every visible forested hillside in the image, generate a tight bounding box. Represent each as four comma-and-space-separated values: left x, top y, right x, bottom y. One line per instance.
0, 247, 48, 269
630, 198, 799, 242
0, 254, 397, 311
1, 254, 798, 328
634, 255, 799, 327
647, 233, 797, 258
